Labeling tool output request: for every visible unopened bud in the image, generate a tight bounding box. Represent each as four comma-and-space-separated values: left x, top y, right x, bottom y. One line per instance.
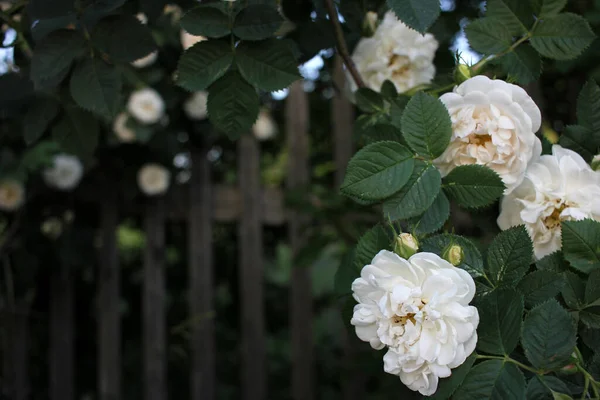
362, 12, 379, 36
394, 233, 419, 259
559, 363, 578, 375
444, 244, 464, 266
592, 154, 600, 171
41, 217, 63, 240
454, 64, 471, 84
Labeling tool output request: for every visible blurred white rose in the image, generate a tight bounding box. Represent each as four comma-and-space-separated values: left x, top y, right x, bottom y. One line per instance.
180, 30, 207, 50
349, 11, 438, 93
252, 109, 278, 141
434, 76, 542, 193
127, 88, 165, 125
163, 4, 183, 23
351, 250, 478, 396
498, 145, 600, 259
113, 112, 136, 143
138, 163, 171, 196
43, 154, 84, 191
136, 12, 148, 24
131, 51, 158, 68
0, 179, 25, 211
183, 91, 208, 120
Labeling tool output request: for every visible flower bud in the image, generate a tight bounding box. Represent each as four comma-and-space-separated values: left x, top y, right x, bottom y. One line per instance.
394, 233, 419, 259
362, 11, 378, 36
454, 64, 471, 84
542, 122, 559, 144
41, 217, 63, 240
443, 244, 464, 266
592, 154, 600, 171
559, 363, 578, 375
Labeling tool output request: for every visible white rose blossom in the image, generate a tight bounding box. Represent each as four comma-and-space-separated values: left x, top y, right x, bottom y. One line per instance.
349, 11, 438, 93
184, 91, 208, 120
127, 88, 165, 125
180, 30, 207, 50
498, 145, 600, 259
0, 179, 25, 211
252, 109, 278, 141
113, 112, 136, 142
131, 51, 158, 68
138, 163, 171, 196
351, 250, 478, 396
434, 76, 542, 193
43, 154, 84, 191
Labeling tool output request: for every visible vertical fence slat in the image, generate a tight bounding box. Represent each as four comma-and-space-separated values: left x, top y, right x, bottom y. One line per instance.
98, 191, 121, 400
286, 81, 313, 400
50, 262, 74, 400
189, 147, 215, 400
238, 134, 266, 400
143, 198, 167, 400
2, 304, 30, 400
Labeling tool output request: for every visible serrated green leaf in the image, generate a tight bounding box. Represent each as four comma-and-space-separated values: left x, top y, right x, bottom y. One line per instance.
52, 106, 99, 161
561, 219, 600, 274
180, 5, 231, 38
561, 271, 585, 310
69, 58, 122, 119
92, 15, 156, 63
382, 161, 441, 221
233, 4, 284, 40
530, 13, 596, 60
443, 165, 505, 209
429, 353, 476, 400
536, 251, 568, 273
559, 125, 596, 162
521, 299, 576, 370
401, 92, 452, 158
341, 141, 415, 202
517, 270, 565, 308
30, 30, 85, 90
23, 98, 60, 145
206, 71, 259, 137
362, 123, 405, 145
334, 250, 357, 296
486, 0, 534, 35
532, 0, 568, 18
477, 289, 523, 355
177, 41, 234, 91
380, 80, 398, 99
354, 224, 393, 270
409, 191, 450, 235
486, 226, 533, 287
580, 308, 600, 328
526, 375, 571, 400
465, 17, 512, 54
385, 0, 440, 33
576, 80, 600, 133
585, 270, 600, 306
355, 88, 385, 113
497, 45, 542, 84
453, 360, 526, 400
235, 40, 300, 91
421, 234, 485, 278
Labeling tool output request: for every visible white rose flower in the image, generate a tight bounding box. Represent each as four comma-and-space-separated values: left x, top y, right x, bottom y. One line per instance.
137, 163, 171, 196
349, 11, 438, 93
183, 91, 208, 120
351, 250, 479, 396
180, 30, 207, 50
131, 51, 158, 68
0, 179, 25, 211
498, 145, 600, 259
43, 154, 84, 191
434, 76, 542, 193
252, 109, 278, 141
127, 88, 165, 125
136, 12, 148, 24
113, 112, 136, 142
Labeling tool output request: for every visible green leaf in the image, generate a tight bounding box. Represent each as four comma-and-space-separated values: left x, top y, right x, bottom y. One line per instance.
576, 80, 600, 133
19, 141, 61, 174
30, 30, 85, 90
354, 224, 393, 270
355, 88, 385, 113
421, 234, 485, 278
206, 71, 259, 137
453, 360, 526, 400
235, 40, 300, 91
465, 18, 512, 54
521, 299, 576, 370
409, 191, 450, 235
585, 269, 600, 306
526, 375, 571, 400
530, 13, 596, 60
382, 161, 441, 221
52, 106, 100, 161
561, 271, 585, 310
443, 165, 505, 209
517, 270, 565, 308
580, 309, 600, 328
385, 0, 440, 33
401, 92, 452, 158
180, 5, 231, 38
69, 58, 122, 119
486, 226, 533, 287
340, 141, 415, 202
233, 4, 284, 40
559, 125, 596, 162
334, 250, 357, 296
477, 289, 524, 356
497, 45, 542, 84
29, 0, 74, 19
531, 0, 568, 17
362, 124, 405, 145
561, 219, 600, 274
486, 0, 534, 35
177, 41, 234, 91
429, 353, 476, 400
23, 98, 60, 145
380, 80, 398, 100
536, 251, 568, 273
92, 15, 156, 63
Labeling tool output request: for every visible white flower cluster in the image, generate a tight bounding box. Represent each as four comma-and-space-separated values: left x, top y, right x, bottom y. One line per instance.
184, 91, 208, 120
0, 179, 25, 211
352, 250, 478, 396
252, 109, 278, 141
137, 163, 171, 196
126, 88, 166, 126
43, 154, 84, 191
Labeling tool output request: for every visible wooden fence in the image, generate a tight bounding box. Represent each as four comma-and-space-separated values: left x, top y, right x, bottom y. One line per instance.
1, 58, 362, 400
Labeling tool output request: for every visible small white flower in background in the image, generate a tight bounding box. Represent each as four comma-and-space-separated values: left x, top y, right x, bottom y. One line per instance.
434, 75, 542, 193
498, 145, 600, 259
113, 112, 136, 142
138, 163, 171, 196
252, 109, 278, 141
163, 4, 183, 23
136, 12, 148, 24
349, 11, 438, 93
183, 91, 208, 120
131, 51, 158, 68
180, 30, 207, 50
0, 179, 25, 211
351, 250, 478, 396
127, 88, 165, 125
43, 154, 84, 191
